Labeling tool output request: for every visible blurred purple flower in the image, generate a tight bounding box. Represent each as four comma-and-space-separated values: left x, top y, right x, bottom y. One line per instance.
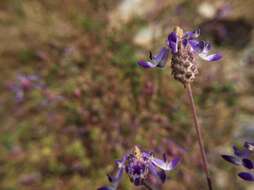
138, 47, 169, 68
222, 141, 254, 182
98, 146, 180, 190
169, 28, 222, 62
9, 74, 45, 102
138, 28, 222, 69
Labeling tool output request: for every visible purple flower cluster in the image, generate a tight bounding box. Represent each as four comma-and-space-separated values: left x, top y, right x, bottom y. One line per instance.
8, 74, 45, 102
222, 141, 254, 182
138, 28, 222, 69
98, 146, 180, 190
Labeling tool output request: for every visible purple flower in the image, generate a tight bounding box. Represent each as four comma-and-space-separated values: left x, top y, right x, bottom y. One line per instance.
137, 27, 222, 69
168, 29, 222, 62
138, 47, 169, 68
98, 146, 180, 190
222, 141, 254, 182
9, 74, 45, 102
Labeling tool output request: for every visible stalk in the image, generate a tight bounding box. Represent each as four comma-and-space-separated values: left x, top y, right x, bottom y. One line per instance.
186, 83, 212, 190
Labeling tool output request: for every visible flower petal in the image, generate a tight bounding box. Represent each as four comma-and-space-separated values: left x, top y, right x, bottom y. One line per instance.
188, 39, 202, 52
148, 163, 166, 183
199, 53, 222, 62
221, 155, 241, 165
242, 158, 254, 169
100, 156, 126, 190
138, 60, 157, 68
168, 32, 178, 53
107, 168, 124, 183
138, 48, 170, 68
238, 172, 254, 181
152, 47, 170, 68
233, 145, 250, 158
202, 41, 212, 54
184, 28, 200, 39
151, 157, 180, 171
244, 141, 254, 152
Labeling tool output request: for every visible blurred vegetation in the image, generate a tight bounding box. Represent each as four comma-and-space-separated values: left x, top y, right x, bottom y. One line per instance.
0, 0, 253, 190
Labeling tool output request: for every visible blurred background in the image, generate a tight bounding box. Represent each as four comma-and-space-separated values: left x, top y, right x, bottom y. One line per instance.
0, 0, 253, 189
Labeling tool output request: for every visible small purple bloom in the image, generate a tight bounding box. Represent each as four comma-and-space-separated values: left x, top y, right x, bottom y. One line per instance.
137, 27, 222, 71
138, 47, 169, 68
98, 146, 180, 190
222, 141, 254, 182
167, 30, 222, 62
9, 74, 44, 103
233, 145, 250, 158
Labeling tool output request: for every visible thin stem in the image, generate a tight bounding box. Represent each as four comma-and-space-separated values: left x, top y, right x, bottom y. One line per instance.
186, 83, 213, 190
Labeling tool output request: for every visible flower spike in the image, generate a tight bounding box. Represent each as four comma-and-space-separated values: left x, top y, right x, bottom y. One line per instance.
222, 141, 254, 182
98, 146, 180, 189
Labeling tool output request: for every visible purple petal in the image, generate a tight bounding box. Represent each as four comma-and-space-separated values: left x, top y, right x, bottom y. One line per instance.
194, 41, 211, 54
157, 170, 166, 183
184, 28, 200, 39
138, 60, 157, 68
221, 155, 241, 165
138, 48, 170, 69
199, 53, 222, 62
109, 168, 123, 183
182, 39, 188, 47
244, 141, 254, 152
238, 172, 254, 181
202, 41, 212, 54
168, 32, 178, 53
233, 145, 250, 158
189, 39, 202, 52
101, 156, 126, 190
148, 163, 166, 183
151, 157, 180, 171
104, 167, 123, 190
242, 158, 254, 169
152, 47, 170, 68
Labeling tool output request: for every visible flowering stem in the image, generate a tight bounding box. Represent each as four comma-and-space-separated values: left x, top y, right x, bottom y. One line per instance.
186, 83, 212, 190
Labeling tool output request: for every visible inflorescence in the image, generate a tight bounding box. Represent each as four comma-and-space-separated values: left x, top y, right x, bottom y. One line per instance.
98, 146, 180, 190
138, 26, 222, 84
222, 141, 254, 182
8, 74, 45, 102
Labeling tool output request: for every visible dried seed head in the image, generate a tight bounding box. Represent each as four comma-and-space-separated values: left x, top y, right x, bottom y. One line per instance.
171, 26, 199, 85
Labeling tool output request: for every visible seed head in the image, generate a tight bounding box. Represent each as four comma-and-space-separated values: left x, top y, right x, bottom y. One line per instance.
171, 26, 199, 84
